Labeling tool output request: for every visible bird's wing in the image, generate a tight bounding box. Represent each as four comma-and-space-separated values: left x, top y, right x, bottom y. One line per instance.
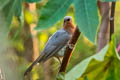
40, 29, 72, 62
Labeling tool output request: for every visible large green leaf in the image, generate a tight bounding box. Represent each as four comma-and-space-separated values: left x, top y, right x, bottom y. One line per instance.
35, 0, 73, 30
74, 0, 99, 43
65, 36, 120, 80
100, 0, 120, 2
1, 0, 16, 27
65, 44, 109, 80
23, 0, 41, 3
0, 0, 22, 27
0, 0, 9, 10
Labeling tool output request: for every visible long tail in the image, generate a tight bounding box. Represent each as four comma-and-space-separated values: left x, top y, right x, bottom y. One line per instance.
24, 53, 44, 76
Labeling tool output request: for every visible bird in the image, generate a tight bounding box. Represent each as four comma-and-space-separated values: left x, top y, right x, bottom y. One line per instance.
24, 16, 75, 76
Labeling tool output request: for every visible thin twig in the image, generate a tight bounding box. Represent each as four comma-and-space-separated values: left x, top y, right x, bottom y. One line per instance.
59, 26, 81, 72
110, 2, 116, 41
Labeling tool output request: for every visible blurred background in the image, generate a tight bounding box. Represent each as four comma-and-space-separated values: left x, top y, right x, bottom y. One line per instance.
0, 1, 120, 80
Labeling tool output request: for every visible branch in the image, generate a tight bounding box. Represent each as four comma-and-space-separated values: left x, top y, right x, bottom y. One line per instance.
110, 2, 116, 41
59, 26, 81, 73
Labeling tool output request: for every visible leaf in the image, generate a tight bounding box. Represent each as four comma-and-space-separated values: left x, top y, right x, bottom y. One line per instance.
0, 0, 21, 27
35, 0, 73, 30
106, 64, 115, 80
100, 0, 120, 2
115, 62, 120, 80
0, 0, 9, 10
56, 72, 65, 80
65, 44, 109, 80
23, 0, 41, 3
14, 0, 22, 17
65, 35, 120, 80
73, 0, 99, 42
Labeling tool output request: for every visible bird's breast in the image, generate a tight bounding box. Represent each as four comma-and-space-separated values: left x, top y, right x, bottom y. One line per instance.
55, 45, 67, 57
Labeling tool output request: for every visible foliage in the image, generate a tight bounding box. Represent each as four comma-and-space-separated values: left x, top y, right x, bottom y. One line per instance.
0, 0, 18, 27
35, 0, 73, 30
24, 0, 41, 3
35, 0, 98, 42
56, 72, 65, 80
0, 0, 120, 80
0, 0, 41, 28
100, 0, 120, 2
74, 0, 98, 42
1, 0, 120, 42
35, 0, 120, 42
65, 36, 120, 80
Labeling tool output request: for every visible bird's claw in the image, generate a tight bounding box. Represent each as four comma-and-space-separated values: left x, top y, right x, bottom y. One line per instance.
68, 44, 74, 49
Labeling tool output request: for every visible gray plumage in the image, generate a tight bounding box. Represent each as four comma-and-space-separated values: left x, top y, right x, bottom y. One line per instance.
24, 28, 72, 75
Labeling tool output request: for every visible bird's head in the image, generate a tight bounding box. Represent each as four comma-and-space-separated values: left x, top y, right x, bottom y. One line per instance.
63, 16, 72, 26
63, 16, 75, 34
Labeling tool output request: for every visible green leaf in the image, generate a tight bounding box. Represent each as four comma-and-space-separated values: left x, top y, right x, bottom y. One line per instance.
115, 62, 120, 80
0, 0, 9, 10
65, 44, 109, 80
0, 0, 22, 27
74, 0, 99, 42
106, 64, 115, 80
35, 0, 73, 30
0, 0, 19, 27
105, 0, 119, 1
65, 35, 120, 80
14, 0, 22, 17
23, 0, 41, 3
56, 72, 65, 80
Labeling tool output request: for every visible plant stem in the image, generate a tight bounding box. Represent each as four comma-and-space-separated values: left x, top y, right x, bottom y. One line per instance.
110, 2, 116, 41
59, 26, 81, 73
97, 2, 110, 52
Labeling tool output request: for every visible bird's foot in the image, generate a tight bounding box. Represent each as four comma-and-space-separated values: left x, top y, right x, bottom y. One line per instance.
68, 44, 74, 49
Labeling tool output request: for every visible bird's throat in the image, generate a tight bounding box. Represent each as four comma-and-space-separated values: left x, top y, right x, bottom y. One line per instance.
63, 23, 75, 34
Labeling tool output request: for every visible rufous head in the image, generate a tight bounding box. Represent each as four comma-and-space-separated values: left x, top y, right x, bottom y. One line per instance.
63, 16, 75, 34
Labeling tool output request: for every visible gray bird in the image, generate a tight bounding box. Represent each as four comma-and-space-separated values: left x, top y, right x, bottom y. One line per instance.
24, 16, 75, 76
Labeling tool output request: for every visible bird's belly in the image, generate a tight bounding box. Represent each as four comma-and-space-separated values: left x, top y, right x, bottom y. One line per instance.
55, 46, 67, 57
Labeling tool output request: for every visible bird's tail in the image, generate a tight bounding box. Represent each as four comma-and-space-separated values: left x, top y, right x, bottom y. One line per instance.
24, 53, 44, 76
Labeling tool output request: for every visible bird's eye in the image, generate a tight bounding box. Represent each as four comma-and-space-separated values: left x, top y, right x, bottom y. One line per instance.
67, 18, 70, 21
